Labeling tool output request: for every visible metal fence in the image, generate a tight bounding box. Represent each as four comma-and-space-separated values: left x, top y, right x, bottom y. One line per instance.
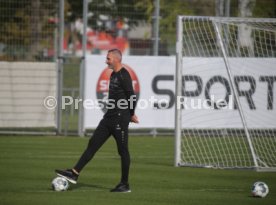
1, 0, 275, 60
1, 0, 275, 135
0, 0, 58, 135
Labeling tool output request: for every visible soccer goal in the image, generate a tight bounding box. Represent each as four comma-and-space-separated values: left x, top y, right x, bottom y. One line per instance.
175, 16, 276, 171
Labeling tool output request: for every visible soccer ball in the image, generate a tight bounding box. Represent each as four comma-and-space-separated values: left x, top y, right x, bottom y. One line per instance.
52, 177, 69, 191
251, 181, 269, 198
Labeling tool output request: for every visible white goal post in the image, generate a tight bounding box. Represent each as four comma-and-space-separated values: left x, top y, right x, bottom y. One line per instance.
175, 16, 276, 171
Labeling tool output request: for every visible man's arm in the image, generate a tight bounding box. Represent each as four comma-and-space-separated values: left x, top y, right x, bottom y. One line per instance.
120, 69, 137, 118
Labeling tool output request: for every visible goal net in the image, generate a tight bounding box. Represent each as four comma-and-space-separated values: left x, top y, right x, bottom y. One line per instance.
175, 16, 276, 171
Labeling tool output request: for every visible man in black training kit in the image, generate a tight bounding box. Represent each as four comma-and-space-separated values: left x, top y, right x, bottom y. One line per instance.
56, 49, 139, 193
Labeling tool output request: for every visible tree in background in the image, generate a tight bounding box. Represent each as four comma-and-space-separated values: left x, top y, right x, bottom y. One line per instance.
66, 0, 147, 31
0, 0, 57, 61
0, 0, 275, 59
136, 0, 275, 55
136, 0, 217, 53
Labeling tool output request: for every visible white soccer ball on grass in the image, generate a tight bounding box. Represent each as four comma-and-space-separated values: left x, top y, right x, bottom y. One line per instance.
251, 181, 269, 198
52, 176, 69, 191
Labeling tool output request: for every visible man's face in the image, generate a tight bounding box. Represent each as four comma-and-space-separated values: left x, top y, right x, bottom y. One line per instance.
106, 53, 116, 70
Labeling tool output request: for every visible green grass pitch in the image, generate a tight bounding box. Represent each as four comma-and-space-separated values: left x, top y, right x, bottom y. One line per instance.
0, 136, 275, 205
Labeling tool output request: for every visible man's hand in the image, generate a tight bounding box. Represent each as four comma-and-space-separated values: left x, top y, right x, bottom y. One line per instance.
130, 114, 139, 123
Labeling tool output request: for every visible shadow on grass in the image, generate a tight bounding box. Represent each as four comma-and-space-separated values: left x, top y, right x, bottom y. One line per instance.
70, 182, 111, 191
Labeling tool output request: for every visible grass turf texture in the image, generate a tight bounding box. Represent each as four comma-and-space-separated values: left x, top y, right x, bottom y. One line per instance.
0, 136, 275, 205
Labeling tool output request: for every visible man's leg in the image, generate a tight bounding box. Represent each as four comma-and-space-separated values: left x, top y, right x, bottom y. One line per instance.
111, 118, 131, 192
56, 119, 110, 183
74, 119, 111, 172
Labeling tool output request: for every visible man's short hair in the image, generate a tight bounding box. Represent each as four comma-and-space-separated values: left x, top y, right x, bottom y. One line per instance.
108, 49, 122, 61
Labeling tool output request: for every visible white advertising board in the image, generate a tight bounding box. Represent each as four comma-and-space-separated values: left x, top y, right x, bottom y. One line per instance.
0, 62, 56, 128
84, 55, 276, 129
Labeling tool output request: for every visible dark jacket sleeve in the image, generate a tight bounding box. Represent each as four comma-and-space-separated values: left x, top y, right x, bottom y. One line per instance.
120, 68, 136, 116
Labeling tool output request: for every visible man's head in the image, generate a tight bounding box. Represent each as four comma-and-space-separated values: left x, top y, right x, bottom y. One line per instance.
106, 49, 122, 71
